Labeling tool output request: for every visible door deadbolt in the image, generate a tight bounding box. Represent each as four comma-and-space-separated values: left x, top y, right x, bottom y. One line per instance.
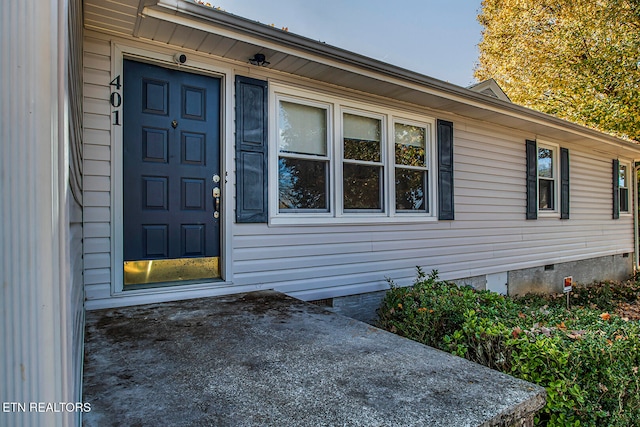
212, 186, 221, 220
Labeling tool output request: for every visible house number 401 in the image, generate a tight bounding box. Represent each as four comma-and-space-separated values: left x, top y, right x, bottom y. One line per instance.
110, 75, 122, 126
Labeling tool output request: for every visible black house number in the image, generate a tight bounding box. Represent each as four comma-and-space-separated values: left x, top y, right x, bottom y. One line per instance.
110, 75, 122, 126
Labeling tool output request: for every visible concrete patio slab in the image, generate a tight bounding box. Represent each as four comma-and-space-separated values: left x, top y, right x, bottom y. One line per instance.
83, 291, 545, 426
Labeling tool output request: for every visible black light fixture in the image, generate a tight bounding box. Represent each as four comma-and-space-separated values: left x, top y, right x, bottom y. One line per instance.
249, 53, 270, 67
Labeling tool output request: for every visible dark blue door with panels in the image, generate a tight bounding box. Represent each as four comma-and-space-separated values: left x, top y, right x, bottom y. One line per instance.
122, 60, 221, 286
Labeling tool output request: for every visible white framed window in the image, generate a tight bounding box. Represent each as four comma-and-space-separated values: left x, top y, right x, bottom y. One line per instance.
619, 162, 630, 214
537, 141, 559, 214
394, 120, 431, 213
342, 111, 385, 212
277, 98, 331, 213
271, 84, 437, 224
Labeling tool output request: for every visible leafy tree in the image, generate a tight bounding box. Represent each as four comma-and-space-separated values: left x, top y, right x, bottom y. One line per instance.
475, 0, 640, 142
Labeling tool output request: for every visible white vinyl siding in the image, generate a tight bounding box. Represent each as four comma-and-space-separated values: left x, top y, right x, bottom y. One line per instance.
83, 36, 113, 303
573, 154, 618, 220
232, 122, 635, 299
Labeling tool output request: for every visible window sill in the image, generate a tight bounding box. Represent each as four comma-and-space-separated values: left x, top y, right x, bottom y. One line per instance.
269, 214, 439, 227
537, 211, 560, 219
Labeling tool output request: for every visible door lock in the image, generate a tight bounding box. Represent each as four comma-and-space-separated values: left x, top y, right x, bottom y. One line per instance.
212, 186, 221, 219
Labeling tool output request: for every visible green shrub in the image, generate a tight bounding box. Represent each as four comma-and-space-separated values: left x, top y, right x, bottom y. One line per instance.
377, 270, 640, 427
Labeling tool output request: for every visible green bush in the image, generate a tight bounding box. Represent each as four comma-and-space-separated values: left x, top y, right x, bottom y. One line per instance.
377, 269, 640, 427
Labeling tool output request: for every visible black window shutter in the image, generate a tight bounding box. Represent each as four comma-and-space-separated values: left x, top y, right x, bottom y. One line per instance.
526, 140, 538, 220
437, 120, 454, 220
560, 148, 569, 219
235, 76, 268, 223
613, 159, 620, 219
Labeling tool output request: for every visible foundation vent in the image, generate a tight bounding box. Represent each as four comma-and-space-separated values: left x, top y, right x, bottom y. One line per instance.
309, 298, 333, 308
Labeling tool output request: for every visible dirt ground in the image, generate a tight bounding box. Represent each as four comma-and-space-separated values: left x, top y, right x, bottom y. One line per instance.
615, 301, 640, 320
574, 279, 640, 320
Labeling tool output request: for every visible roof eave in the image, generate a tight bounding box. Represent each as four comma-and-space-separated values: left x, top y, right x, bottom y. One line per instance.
149, 0, 640, 155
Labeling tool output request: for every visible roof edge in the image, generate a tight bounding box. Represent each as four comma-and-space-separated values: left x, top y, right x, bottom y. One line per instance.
152, 0, 639, 152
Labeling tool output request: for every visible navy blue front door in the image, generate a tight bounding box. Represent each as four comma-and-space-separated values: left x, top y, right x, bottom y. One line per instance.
123, 60, 221, 285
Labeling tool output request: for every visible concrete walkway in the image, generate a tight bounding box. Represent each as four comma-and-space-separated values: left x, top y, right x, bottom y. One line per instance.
83, 291, 545, 426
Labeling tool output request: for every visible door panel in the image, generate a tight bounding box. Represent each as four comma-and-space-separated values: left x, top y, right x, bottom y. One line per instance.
123, 60, 221, 286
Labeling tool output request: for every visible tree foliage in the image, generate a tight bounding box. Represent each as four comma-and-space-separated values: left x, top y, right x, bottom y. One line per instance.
475, 0, 640, 142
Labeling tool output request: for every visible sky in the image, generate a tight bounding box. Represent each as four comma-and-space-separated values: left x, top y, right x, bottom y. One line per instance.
213, 0, 485, 87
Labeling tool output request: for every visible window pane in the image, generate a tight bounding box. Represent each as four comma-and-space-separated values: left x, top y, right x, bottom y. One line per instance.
619, 165, 628, 188
279, 101, 327, 156
396, 169, 427, 211
539, 179, 554, 210
343, 114, 381, 162
538, 148, 553, 178
395, 123, 426, 167
620, 188, 629, 212
279, 158, 327, 210
343, 164, 382, 210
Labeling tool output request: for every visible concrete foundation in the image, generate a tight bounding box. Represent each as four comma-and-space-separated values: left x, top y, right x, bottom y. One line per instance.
330, 254, 634, 323
452, 275, 488, 291
330, 291, 387, 324
507, 254, 633, 295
